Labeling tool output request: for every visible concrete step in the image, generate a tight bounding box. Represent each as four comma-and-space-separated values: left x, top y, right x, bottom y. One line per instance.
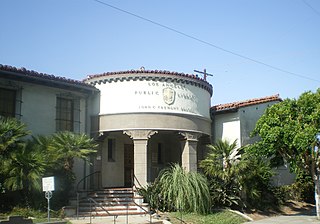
76, 187, 149, 218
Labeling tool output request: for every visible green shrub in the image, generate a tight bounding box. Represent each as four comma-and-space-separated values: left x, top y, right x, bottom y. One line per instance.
8, 207, 46, 218
139, 164, 211, 214
276, 177, 314, 203
3, 206, 65, 220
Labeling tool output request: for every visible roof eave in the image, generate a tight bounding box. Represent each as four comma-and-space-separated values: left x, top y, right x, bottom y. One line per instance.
0, 70, 98, 94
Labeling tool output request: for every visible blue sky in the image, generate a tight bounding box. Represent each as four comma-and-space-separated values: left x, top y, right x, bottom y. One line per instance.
1, 0, 319, 105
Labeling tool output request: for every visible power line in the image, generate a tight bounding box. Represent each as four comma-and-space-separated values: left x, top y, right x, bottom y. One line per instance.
302, 0, 320, 18
92, 0, 320, 83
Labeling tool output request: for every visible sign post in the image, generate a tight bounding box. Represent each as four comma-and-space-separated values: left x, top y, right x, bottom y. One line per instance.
42, 176, 55, 222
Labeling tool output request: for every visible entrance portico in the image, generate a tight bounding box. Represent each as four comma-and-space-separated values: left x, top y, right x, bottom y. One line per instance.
123, 129, 158, 187
85, 69, 213, 188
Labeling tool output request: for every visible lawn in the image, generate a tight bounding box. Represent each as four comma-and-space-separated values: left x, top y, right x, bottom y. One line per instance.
160, 210, 248, 224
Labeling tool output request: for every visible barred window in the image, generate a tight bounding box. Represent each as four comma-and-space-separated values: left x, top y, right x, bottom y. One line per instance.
0, 88, 16, 118
56, 97, 74, 132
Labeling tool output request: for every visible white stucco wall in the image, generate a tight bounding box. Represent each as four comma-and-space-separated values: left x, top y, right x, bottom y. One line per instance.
17, 82, 89, 136
97, 79, 211, 119
20, 83, 57, 136
214, 112, 241, 147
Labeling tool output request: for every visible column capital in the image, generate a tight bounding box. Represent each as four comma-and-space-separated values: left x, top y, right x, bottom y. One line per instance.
179, 131, 201, 141
123, 129, 158, 140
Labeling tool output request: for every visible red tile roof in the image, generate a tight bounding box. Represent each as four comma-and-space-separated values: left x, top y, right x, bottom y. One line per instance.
85, 68, 213, 96
0, 64, 97, 91
212, 94, 281, 111
84, 68, 209, 83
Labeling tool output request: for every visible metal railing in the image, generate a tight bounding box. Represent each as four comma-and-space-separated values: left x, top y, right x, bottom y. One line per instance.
76, 171, 101, 219
76, 171, 101, 192
87, 197, 118, 224
132, 174, 153, 223
133, 174, 185, 224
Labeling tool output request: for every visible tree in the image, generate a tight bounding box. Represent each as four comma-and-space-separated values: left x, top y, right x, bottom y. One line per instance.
200, 139, 246, 208
48, 131, 98, 172
47, 131, 98, 203
200, 139, 274, 209
2, 140, 47, 207
0, 117, 30, 157
0, 118, 46, 208
251, 89, 320, 218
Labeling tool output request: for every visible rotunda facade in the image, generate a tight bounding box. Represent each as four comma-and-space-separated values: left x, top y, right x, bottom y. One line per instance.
85, 69, 213, 187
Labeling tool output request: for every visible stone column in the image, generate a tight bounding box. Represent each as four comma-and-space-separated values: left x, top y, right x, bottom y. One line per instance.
123, 130, 157, 187
180, 132, 201, 172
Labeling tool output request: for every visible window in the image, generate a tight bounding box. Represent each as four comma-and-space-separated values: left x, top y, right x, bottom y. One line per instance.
0, 88, 16, 118
56, 97, 74, 132
108, 138, 116, 162
157, 143, 163, 164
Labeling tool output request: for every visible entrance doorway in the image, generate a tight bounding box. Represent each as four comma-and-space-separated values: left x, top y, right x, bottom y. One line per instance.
124, 144, 134, 187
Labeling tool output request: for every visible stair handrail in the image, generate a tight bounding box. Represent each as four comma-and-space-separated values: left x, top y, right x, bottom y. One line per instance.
76, 171, 101, 192
76, 171, 101, 219
131, 174, 153, 223
132, 173, 143, 190
87, 197, 118, 224
131, 199, 152, 223
133, 174, 185, 223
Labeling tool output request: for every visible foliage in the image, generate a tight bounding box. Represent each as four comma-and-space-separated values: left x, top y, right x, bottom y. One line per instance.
49, 132, 98, 172
0, 117, 30, 158
240, 146, 276, 209
276, 175, 314, 204
200, 140, 275, 209
137, 183, 165, 212
146, 164, 211, 214
2, 141, 47, 192
46, 132, 98, 206
0, 118, 98, 212
0, 206, 69, 222
200, 139, 246, 208
166, 210, 247, 224
251, 89, 320, 176
251, 89, 320, 217
0, 118, 35, 208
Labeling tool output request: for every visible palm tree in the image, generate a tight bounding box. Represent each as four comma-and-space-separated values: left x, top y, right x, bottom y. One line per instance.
200, 139, 274, 208
0, 117, 30, 157
200, 139, 246, 207
48, 131, 98, 172
0, 117, 34, 207
2, 140, 47, 207
200, 139, 244, 179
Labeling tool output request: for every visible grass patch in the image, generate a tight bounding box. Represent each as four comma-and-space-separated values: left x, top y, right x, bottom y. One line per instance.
0, 207, 71, 224
164, 210, 247, 224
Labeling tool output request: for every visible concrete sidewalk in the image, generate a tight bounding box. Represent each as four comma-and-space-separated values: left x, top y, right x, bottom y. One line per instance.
66, 215, 168, 224
243, 214, 319, 224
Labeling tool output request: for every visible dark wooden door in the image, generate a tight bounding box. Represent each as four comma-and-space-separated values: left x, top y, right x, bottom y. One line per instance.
124, 144, 134, 187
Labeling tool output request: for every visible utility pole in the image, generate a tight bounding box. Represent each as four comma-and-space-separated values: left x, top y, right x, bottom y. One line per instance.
194, 69, 213, 81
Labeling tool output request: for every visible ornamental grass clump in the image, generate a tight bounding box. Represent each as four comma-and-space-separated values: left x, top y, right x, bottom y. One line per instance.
156, 163, 211, 214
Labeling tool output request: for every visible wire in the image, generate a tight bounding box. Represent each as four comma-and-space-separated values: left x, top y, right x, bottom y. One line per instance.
302, 0, 320, 17
92, 0, 320, 83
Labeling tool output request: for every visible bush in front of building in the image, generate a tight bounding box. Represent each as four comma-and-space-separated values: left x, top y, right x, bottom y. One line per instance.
0, 118, 97, 213
200, 140, 276, 210
139, 163, 211, 214
274, 174, 314, 204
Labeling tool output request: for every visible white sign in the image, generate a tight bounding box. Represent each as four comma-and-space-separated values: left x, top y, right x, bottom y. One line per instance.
42, 176, 55, 192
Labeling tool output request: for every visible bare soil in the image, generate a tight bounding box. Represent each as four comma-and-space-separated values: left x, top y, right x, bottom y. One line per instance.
245, 200, 316, 221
